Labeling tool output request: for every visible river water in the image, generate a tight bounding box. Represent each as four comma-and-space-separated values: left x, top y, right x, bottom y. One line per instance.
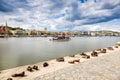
0, 37, 120, 70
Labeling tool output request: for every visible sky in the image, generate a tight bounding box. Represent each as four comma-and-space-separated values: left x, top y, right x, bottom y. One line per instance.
0, 0, 120, 32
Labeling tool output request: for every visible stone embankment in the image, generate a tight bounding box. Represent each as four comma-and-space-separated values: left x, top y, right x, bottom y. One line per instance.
0, 42, 120, 80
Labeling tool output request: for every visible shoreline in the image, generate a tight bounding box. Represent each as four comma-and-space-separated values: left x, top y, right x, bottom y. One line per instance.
0, 42, 120, 80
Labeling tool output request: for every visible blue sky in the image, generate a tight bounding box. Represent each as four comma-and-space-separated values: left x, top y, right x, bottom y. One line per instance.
0, 0, 120, 32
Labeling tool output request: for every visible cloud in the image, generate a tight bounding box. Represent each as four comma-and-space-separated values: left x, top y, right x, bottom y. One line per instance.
0, 0, 120, 31
72, 25, 102, 31
9, 18, 24, 22
0, 0, 14, 12
72, 23, 120, 32
65, 0, 120, 25
0, 0, 28, 13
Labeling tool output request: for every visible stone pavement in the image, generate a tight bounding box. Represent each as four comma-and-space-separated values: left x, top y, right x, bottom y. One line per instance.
34, 49, 120, 80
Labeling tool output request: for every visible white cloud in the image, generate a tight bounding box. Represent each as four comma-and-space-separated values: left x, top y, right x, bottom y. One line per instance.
0, 0, 120, 31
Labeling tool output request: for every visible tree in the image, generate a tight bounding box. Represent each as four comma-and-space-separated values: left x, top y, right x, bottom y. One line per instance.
8, 30, 13, 35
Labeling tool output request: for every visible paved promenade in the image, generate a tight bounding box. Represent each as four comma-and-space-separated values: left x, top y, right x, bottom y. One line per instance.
35, 48, 120, 80
0, 44, 120, 80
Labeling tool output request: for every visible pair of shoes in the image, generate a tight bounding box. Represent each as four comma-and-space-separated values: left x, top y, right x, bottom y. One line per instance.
27, 65, 39, 72
56, 57, 64, 62
68, 59, 80, 64
12, 71, 25, 77
43, 62, 49, 67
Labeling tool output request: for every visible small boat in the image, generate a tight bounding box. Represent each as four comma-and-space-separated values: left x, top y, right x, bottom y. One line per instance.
51, 36, 70, 41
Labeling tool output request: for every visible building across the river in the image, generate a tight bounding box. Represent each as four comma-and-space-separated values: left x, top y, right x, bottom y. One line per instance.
0, 22, 8, 38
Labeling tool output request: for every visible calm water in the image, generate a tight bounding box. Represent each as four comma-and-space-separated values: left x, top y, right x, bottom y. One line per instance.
0, 37, 120, 70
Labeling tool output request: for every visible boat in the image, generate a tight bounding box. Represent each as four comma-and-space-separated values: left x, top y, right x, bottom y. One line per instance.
51, 35, 70, 41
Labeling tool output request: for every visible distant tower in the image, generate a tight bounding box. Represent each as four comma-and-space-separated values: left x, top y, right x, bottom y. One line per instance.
4, 21, 8, 38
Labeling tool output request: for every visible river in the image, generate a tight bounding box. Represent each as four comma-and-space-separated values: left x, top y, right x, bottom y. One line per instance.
0, 37, 120, 70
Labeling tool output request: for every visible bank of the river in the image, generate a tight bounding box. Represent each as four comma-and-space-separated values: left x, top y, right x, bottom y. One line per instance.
0, 42, 120, 80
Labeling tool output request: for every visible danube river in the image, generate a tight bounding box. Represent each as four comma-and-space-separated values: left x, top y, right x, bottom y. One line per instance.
0, 37, 120, 70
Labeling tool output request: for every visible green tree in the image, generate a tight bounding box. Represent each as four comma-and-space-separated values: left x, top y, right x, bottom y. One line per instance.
8, 30, 13, 35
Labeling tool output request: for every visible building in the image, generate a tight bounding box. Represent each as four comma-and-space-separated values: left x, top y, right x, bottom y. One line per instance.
90, 32, 96, 36
0, 22, 8, 37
